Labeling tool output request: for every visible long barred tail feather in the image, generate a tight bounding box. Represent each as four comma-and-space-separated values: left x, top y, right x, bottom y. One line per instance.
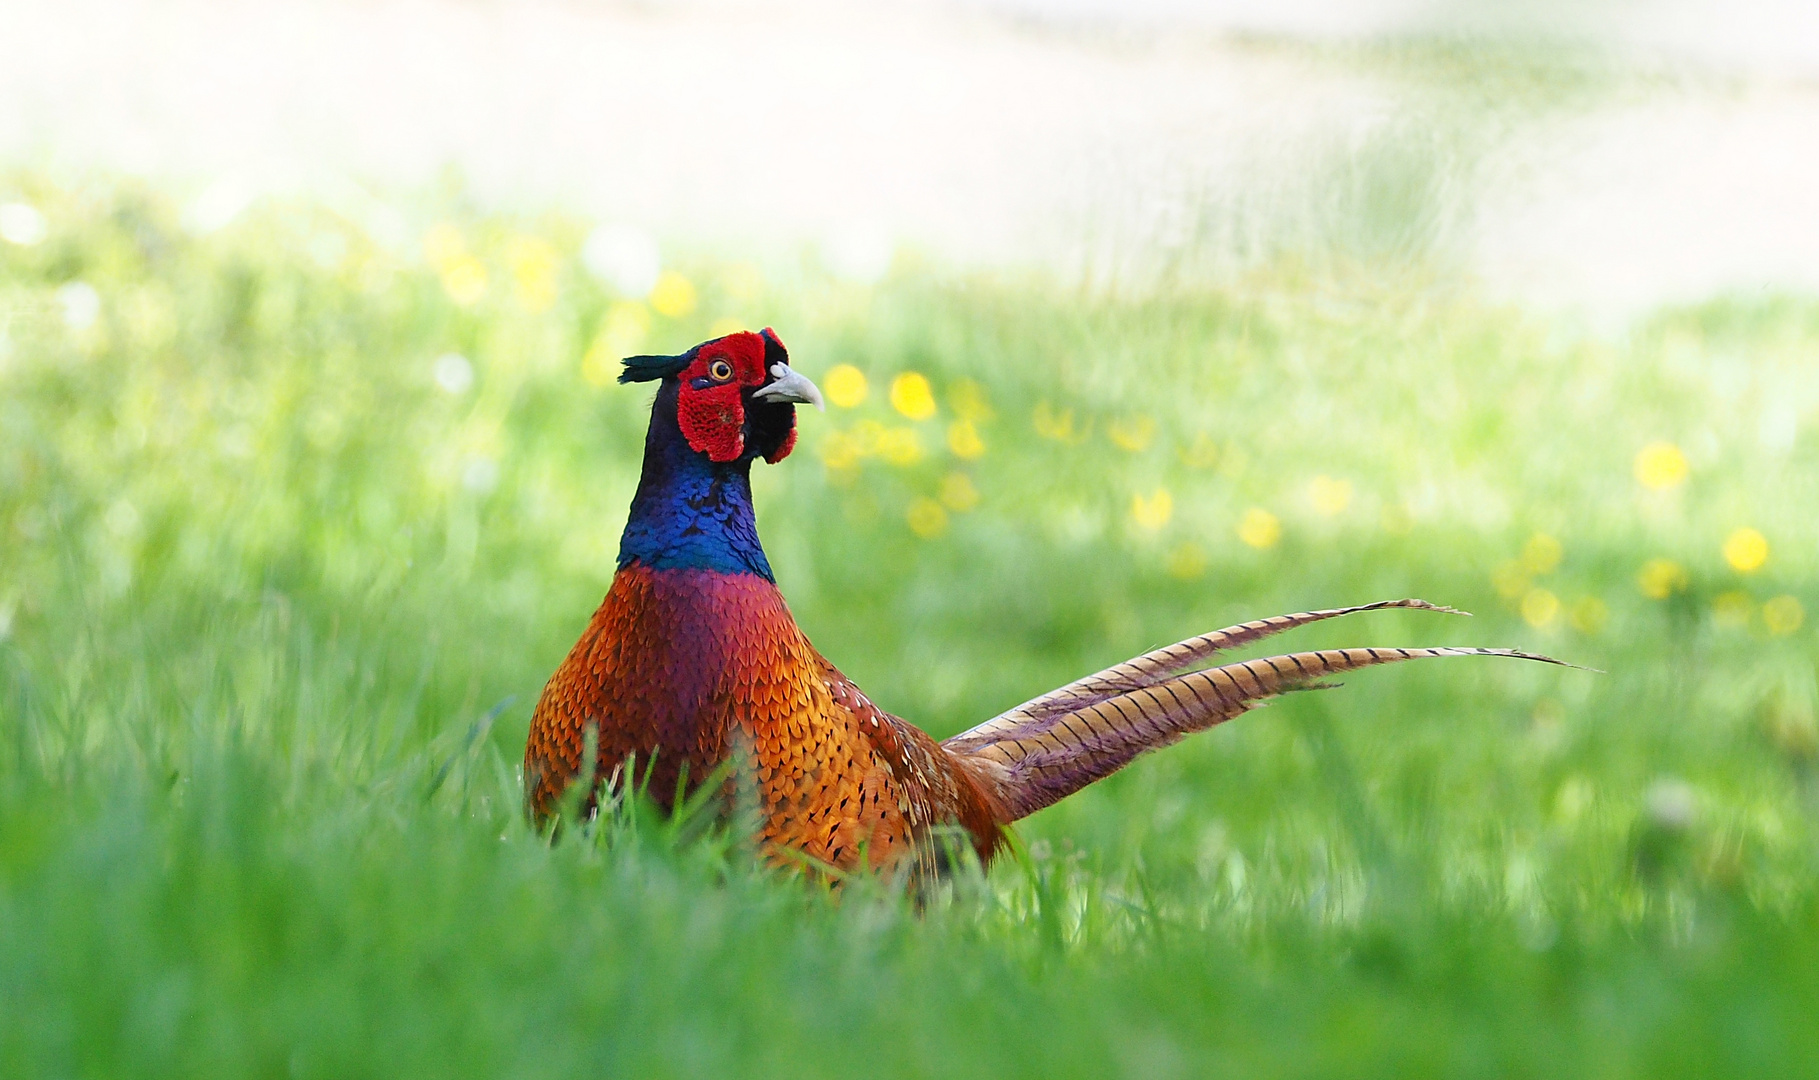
945, 633, 1578, 823
943, 599, 1463, 758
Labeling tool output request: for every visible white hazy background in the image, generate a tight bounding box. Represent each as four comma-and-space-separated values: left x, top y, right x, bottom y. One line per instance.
2, 0, 1816, 321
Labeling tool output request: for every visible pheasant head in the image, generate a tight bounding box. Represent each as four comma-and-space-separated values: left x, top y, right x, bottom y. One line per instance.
616, 328, 823, 581
620, 327, 822, 464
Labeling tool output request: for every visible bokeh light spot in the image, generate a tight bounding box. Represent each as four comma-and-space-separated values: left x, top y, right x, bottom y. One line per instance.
1237, 508, 1280, 549
649, 271, 697, 318
507, 235, 559, 313
1723, 527, 1768, 573
1763, 595, 1805, 636
1637, 558, 1688, 599
1131, 489, 1173, 531
947, 419, 985, 460
906, 497, 948, 538
1522, 533, 1563, 574
58, 281, 100, 330
1570, 596, 1609, 634
1032, 401, 1088, 443
433, 353, 474, 395
440, 257, 488, 305
1308, 476, 1352, 516
1521, 588, 1560, 628
1634, 442, 1688, 490
824, 365, 868, 408
0, 202, 48, 245
1108, 415, 1156, 452
890, 373, 936, 420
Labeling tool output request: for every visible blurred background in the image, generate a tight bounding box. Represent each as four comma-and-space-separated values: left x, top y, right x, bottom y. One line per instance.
3, 1, 1819, 1076
7, 0, 1818, 314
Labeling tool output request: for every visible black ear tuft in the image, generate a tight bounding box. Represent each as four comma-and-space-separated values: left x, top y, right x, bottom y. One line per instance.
760, 327, 789, 368
618, 349, 696, 384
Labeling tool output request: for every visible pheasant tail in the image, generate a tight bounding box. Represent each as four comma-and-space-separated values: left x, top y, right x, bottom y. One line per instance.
944, 602, 1576, 822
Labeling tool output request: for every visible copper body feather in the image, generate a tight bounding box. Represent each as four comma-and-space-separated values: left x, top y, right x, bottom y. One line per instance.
525, 563, 1008, 876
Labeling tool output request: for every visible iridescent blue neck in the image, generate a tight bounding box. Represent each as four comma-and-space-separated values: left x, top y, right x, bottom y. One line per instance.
617, 386, 774, 580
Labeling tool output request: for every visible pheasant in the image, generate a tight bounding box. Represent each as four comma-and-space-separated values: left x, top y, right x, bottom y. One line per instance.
523, 329, 1570, 882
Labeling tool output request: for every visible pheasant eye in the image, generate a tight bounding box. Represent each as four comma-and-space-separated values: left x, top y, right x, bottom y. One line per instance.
708, 359, 734, 382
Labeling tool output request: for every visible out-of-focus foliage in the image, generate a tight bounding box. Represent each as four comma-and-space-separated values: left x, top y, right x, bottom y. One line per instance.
3, 174, 1819, 1077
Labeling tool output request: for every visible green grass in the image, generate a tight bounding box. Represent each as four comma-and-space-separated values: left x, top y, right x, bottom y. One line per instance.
3, 174, 1818, 1077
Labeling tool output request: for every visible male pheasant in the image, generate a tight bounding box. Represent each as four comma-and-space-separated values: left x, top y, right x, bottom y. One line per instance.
524, 329, 1569, 882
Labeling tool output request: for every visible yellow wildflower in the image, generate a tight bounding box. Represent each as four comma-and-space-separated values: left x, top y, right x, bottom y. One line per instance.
1032, 401, 1089, 443
1763, 595, 1805, 636
1521, 588, 1559, 629
824, 365, 868, 408
1638, 558, 1688, 599
1522, 533, 1563, 574
1108, 415, 1156, 453
890, 373, 936, 420
508, 235, 559, 313
1131, 489, 1173, 531
649, 271, 697, 318
1634, 442, 1688, 490
1723, 528, 1768, 573
1237, 508, 1280, 549
1570, 596, 1608, 634
907, 497, 948, 538
947, 419, 985, 460
1308, 476, 1352, 516
440, 256, 488, 306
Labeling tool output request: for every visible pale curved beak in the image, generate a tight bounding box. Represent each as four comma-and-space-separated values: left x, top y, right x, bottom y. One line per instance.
751, 362, 825, 411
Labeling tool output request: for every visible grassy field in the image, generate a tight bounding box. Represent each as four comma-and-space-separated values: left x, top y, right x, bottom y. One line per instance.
2, 173, 1818, 1077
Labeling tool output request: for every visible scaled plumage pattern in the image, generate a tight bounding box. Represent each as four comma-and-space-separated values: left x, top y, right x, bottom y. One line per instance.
524, 329, 1572, 883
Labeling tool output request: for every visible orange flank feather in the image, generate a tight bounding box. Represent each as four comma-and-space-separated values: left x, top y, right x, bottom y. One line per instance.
525, 563, 1008, 877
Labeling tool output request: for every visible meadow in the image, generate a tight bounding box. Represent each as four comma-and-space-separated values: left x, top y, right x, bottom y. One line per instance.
2, 172, 1818, 1077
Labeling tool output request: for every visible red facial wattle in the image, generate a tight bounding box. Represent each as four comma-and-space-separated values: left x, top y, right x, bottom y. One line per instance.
675, 332, 769, 463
